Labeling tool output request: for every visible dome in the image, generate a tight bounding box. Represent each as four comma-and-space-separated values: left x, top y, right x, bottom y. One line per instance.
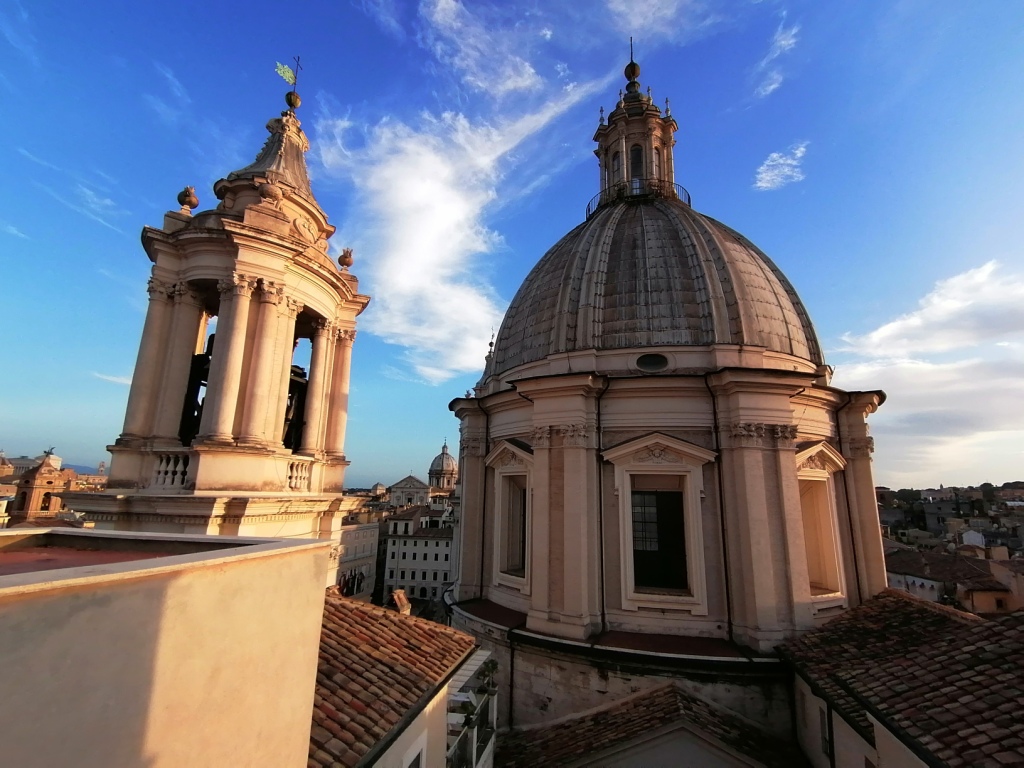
489, 196, 822, 379
429, 443, 458, 473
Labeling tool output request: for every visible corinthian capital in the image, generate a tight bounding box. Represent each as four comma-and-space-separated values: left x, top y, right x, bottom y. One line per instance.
170, 281, 203, 306
146, 277, 171, 299
218, 273, 256, 298
312, 318, 333, 337
283, 295, 304, 318
258, 280, 284, 305
336, 328, 357, 343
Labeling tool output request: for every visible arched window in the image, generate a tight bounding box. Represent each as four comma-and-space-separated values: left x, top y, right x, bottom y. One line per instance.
611, 152, 621, 180
630, 145, 643, 179
653, 147, 661, 179
42, 492, 52, 511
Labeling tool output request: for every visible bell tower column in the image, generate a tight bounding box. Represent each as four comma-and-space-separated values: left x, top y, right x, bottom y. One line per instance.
239, 280, 284, 445
152, 282, 206, 442
198, 274, 255, 442
324, 329, 356, 457
121, 277, 173, 439
299, 319, 333, 455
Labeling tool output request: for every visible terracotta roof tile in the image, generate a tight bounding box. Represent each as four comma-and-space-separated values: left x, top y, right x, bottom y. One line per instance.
495, 683, 806, 768
781, 590, 1024, 764
308, 590, 476, 768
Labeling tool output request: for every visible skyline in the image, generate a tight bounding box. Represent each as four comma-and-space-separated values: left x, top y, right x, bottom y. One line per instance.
1, 1, 1022, 488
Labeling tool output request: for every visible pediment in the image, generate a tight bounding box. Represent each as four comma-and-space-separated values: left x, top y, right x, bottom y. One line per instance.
795, 441, 846, 473
485, 441, 534, 469
602, 433, 716, 467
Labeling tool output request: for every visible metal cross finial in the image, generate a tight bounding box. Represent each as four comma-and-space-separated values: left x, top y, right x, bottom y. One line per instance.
292, 56, 303, 91
630, 37, 634, 62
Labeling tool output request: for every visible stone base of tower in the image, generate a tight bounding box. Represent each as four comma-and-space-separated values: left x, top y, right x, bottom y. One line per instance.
448, 599, 792, 736
60, 491, 346, 586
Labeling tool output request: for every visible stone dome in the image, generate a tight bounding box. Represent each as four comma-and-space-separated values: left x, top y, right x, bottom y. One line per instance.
429, 443, 458, 473
489, 196, 823, 379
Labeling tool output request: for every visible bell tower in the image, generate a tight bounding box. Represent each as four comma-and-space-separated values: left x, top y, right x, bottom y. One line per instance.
65, 83, 370, 572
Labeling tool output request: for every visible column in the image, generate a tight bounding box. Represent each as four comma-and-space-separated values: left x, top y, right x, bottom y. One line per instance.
324, 328, 355, 456
238, 280, 284, 445
618, 134, 628, 184
840, 394, 887, 599
299, 319, 333, 455
121, 277, 173, 438
271, 296, 303, 444
152, 282, 206, 441
197, 274, 255, 442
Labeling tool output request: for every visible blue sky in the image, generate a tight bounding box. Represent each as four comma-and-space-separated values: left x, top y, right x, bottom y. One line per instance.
2, 0, 1022, 489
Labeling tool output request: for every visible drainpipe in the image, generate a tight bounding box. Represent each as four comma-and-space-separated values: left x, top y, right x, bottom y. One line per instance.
595, 377, 611, 634
703, 371, 734, 644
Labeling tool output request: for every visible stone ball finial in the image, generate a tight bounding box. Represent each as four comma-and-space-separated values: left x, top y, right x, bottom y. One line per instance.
624, 60, 640, 82
257, 181, 284, 204
177, 186, 199, 213
338, 248, 354, 269
285, 90, 301, 110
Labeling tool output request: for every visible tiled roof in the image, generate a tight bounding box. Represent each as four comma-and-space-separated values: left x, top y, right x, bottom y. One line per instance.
495, 683, 807, 768
839, 610, 1024, 767
780, 590, 980, 739
885, 549, 996, 585
782, 590, 1024, 766
309, 590, 476, 768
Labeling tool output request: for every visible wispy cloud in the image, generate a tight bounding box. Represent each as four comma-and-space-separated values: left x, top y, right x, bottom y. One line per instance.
605, 0, 719, 42
18, 147, 62, 172
92, 372, 133, 385
754, 18, 799, 98
357, 0, 406, 38
35, 182, 126, 233
420, 0, 542, 97
832, 261, 1024, 487
539, 27, 553, 41
753, 141, 808, 190
145, 63, 191, 124
315, 83, 601, 383
1, 221, 27, 239
0, 2, 38, 65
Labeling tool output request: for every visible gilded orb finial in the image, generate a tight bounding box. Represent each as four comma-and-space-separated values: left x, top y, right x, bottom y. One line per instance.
276, 56, 304, 111
177, 185, 199, 214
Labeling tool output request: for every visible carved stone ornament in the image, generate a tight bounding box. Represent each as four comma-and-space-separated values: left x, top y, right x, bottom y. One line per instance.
729, 422, 799, 448
336, 328, 357, 344
170, 281, 203, 306
498, 450, 525, 469
311, 318, 332, 337
147, 278, 172, 299
291, 215, 318, 244
463, 437, 486, 457
530, 426, 551, 448
259, 280, 285, 305
799, 454, 828, 472
557, 423, 591, 448
284, 296, 304, 318
217, 274, 256, 298
329, 545, 341, 564
634, 444, 682, 464
848, 436, 875, 458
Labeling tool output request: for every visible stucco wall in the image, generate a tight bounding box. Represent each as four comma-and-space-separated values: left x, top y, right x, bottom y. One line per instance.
374, 684, 450, 768
870, 715, 927, 768
0, 534, 328, 768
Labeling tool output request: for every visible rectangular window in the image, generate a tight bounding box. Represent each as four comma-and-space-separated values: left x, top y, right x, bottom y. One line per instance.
389, 569, 394, 579
444, 554, 449, 561
630, 475, 687, 591
401, 552, 406, 560
412, 553, 417, 560
434, 553, 439, 561
444, 572, 449, 581
431, 587, 438, 597
432, 572, 438, 581
390, 552, 395, 560
800, 479, 842, 595
400, 570, 406, 579
421, 571, 427, 580
446, 542, 450, 548
502, 475, 528, 577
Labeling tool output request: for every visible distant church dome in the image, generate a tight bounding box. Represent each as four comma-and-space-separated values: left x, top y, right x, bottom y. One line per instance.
490, 201, 822, 379
428, 442, 458, 490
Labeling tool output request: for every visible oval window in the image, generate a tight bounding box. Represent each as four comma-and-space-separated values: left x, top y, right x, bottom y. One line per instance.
636, 353, 668, 372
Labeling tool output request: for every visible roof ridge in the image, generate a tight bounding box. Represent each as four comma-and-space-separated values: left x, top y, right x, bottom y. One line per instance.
875, 588, 986, 624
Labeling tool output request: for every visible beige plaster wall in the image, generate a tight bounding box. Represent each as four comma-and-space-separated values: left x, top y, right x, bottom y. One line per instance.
870, 715, 927, 768
0, 537, 329, 768
374, 685, 450, 768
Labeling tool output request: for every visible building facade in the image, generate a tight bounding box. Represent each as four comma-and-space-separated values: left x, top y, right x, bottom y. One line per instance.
383, 507, 455, 601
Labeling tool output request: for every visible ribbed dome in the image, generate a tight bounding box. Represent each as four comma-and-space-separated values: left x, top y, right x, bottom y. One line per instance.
490, 197, 822, 378
429, 443, 458, 473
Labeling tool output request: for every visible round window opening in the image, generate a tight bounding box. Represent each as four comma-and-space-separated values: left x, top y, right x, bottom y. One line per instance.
636, 353, 669, 373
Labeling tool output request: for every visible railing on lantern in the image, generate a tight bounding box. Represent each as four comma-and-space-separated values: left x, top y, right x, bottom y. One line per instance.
586, 178, 691, 219
287, 457, 313, 492
151, 451, 192, 489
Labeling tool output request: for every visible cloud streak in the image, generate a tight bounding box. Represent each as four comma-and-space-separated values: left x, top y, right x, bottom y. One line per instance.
1, 221, 27, 239
92, 372, 133, 385
754, 19, 799, 98
753, 141, 808, 190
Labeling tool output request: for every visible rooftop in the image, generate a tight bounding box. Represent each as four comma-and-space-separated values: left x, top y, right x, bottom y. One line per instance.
310, 589, 476, 768
781, 590, 1024, 765
496, 682, 806, 768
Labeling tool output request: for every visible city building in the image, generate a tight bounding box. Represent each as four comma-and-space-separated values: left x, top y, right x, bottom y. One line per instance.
336, 521, 377, 599
429, 440, 459, 490
382, 506, 455, 602
449, 57, 886, 746
60, 88, 370, 585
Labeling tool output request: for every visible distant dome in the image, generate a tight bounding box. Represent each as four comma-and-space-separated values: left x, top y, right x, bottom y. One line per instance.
489, 197, 822, 379
429, 443, 458, 474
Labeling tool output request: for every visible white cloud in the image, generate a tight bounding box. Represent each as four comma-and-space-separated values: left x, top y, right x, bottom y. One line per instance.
540, 27, 553, 41
1, 222, 27, 238
753, 141, 808, 190
314, 84, 601, 383
831, 261, 1024, 487
34, 182, 125, 233
605, 0, 714, 40
154, 63, 190, 104
358, 0, 405, 38
17, 147, 62, 171
840, 261, 1024, 357
92, 372, 133, 385
753, 20, 799, 98
420, 0, 542, 97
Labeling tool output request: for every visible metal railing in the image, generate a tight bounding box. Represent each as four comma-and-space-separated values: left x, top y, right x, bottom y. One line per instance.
586, 177, 691, 219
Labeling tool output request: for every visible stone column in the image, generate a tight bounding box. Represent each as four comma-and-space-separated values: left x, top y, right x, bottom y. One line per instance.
527, 425, 552, 625
557, 422, 601, 640
238, 280, 284, 445
271, 296, 303, 444
197, 274, 255, 442
839, 393, 887, 599
450, 402, 487, 602
324, 329, 356, 456
121, 277, 172, 438
299, 319, 333, 455
152, 282, 206, 441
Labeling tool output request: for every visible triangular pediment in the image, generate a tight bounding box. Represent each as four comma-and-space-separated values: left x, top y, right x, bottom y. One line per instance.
602, 433, 716, 466
795, 441, 846, 473
485, 441, 534, 469
390, 475, 429, 489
